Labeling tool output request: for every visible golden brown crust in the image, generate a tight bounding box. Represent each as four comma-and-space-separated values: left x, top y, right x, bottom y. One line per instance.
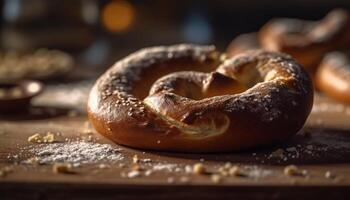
316, 51, 350, 103
259, 9, 350, 70
88, 44, 313, 152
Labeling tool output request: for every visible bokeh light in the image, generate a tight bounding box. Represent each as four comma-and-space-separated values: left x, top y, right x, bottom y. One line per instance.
182, 11, 213, 44
101, 0, 135, 33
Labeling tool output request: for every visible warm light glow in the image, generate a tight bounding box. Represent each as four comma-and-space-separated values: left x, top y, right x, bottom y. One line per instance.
102, 0, 135, 32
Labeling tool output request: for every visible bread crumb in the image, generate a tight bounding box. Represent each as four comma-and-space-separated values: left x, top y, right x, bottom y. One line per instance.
98, 164, 109, 169
180, 176, 189, 183
284, 165, 307, 176
43, 132, 55, 143
325, 171, 336, 179
28, 133, 42, 143
132, 155, 139, 163
185, 165, 192, 173
144, 170, 152, 176
167, 177, 175, 183
228, 166, 246, 177
28, 132, 56, 143
127, 170, 141, 178
211, 174, 222, 183
193, 163, 206, 174
53, 163, 72, 174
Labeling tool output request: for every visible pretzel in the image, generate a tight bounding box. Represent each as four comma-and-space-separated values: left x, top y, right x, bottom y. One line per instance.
87, 44, 313, 152
226, 32, 260, 57
315, 51, 350, 103
259, 9, 350, 70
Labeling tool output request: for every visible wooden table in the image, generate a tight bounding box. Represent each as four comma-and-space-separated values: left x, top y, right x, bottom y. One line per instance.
1, 82, 350, 200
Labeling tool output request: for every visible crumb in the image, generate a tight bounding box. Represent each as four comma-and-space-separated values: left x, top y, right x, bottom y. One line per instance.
98, 164, 109, 169
28, 132, 56, 143
211, 174, 222, 183
325, 171, 336, 179
193, 163, 206, 174
144, 170, 152, 176
142, 158, 152, 163
284, 165, 307, 177
28, 133, 42, 143
224, 162, 232, 169
127, 170, 141, 178
185, 165, 192, 173
167, 177, 175, 183
52, 163, 72, 174
180, 176, 189, 183
132, 155, 139, 163
43, 132, 55, 143
228, 166, 246, 177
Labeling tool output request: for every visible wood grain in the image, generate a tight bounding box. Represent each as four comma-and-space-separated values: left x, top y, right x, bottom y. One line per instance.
1, 86, 350, 200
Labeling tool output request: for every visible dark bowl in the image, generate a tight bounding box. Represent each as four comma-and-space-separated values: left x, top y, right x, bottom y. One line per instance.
0, 80, 44, 113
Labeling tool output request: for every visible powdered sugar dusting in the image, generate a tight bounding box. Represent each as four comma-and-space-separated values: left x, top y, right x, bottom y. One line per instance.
24, 141, 124, 165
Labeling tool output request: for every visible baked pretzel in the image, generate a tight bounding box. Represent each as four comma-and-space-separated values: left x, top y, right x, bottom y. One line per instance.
88, 44, 313, 152
226, 32, 260, 57
259, 9, 350, 70
315, 51, 350, 103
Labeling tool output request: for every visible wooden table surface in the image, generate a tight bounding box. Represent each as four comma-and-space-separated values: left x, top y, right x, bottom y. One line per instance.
1, 81, 350, 200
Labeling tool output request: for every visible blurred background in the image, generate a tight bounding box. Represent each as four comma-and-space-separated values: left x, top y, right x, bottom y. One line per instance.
1, 0, 350, 72
0, 0, 349, 115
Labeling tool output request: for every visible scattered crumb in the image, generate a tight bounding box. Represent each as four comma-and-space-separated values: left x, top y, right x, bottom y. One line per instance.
228, 166, 246, 177
28, 133, 42, 143
27, 132, 57, 143
325, 171, 336, 179
127, 170, 141, 178
185, 165, 192, 173
211, 174, 222, 183
144, 170, 152, 176
193, 163, 206, 175
98, 164, 109, 169
43, 132, 55, 143
167, 177, 175, 183
53, 163, 72, 174
283, 165, 307, 177
180, 176, 190, 183
218, 164, 248, 177
133, 155, 139, 164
